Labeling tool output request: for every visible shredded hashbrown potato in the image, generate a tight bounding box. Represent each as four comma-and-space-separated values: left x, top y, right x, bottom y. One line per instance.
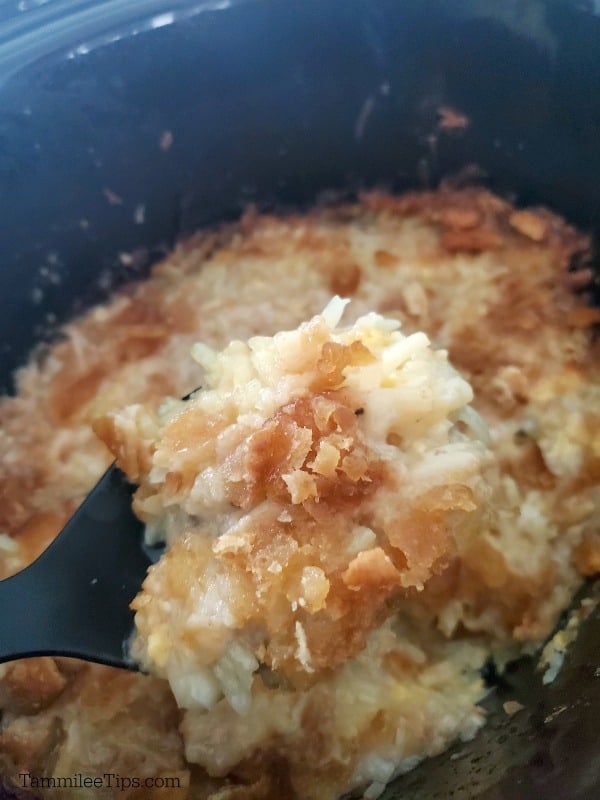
0, 187, 598, 799
95, 300, 495, 696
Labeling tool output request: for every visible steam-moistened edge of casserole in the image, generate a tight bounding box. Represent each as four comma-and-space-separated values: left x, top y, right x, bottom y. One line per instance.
538, 594, 598, 685
0, 186, 598, 800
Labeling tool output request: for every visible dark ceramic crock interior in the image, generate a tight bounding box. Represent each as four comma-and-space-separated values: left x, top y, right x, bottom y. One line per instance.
0, 1, 598, 798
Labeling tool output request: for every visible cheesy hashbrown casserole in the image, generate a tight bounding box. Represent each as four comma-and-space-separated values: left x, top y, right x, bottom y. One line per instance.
0, 187, 598, 799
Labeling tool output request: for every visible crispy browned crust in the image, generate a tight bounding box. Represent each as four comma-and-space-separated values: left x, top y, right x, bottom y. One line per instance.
115, 326, 482, 683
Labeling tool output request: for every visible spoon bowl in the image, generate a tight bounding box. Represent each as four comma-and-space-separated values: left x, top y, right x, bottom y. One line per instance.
0, 465, 154, 669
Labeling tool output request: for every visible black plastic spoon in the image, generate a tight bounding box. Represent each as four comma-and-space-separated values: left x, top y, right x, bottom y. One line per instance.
0, 464, 158, 669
